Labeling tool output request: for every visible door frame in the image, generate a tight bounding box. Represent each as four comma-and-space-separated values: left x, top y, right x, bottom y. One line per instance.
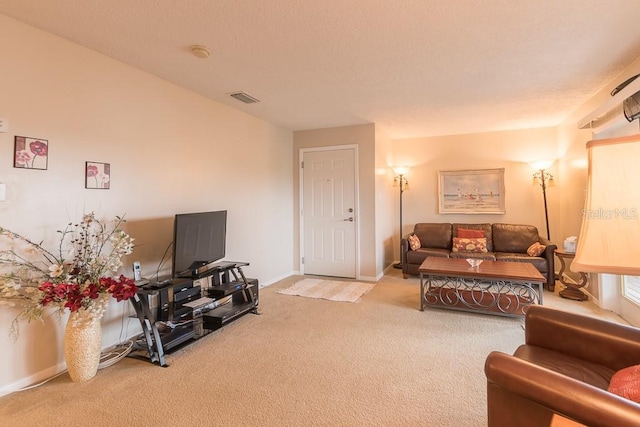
299, 145, 360, 279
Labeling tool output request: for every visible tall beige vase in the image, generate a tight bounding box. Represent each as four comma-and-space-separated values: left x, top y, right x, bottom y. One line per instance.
64, 312, 102, 382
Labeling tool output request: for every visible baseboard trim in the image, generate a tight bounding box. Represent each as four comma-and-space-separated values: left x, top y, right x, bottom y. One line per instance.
0, 361, 67, 397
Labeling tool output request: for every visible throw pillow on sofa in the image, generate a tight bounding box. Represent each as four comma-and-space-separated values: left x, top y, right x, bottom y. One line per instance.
458, 228, 485, 238
608, 364, 640, 403
452, 237, 488, 253
408, 234, 421, 251
527, 242, 546, 257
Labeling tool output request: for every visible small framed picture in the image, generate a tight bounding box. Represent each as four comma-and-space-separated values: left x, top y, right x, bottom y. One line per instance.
85, 161, 111, 189
14, 136, 49, 170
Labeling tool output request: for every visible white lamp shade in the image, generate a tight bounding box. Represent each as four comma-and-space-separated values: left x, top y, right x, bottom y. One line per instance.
572, 135, 640, 275
392, 166, 409, 175
528, 160, 554, 170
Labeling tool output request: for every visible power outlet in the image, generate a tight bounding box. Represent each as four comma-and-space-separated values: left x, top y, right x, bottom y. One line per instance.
0, 118, 8, 133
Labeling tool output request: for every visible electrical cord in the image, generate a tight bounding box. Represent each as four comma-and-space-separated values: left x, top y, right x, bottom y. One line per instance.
155, 241, 173, 282
10, 341, 134, 393
9, 303, 138, 393
98, 340, 134, 369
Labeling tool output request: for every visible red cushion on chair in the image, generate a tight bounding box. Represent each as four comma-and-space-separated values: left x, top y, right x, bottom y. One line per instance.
608, 364, 640, 403
458, 228, 485, 238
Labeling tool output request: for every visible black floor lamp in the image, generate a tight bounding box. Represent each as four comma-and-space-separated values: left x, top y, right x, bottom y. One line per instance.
393, 167, 409, 269
530, 161, 555, 240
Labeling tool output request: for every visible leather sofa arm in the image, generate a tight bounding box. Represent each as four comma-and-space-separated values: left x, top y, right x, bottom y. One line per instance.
538, 236, 553, 246
525, 306, 640, 370
400, 233, 412, 254
485, 351, 640, 427
538, 237, 557, 287
400, 233, 413, 272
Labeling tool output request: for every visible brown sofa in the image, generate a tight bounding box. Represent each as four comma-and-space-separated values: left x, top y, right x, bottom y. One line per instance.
485, 305, 640, 427
401, 223, 556, 290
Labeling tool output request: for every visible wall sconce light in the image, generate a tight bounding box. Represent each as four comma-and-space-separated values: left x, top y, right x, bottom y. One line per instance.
392, 167, 410, 269
529, 160, 555, 240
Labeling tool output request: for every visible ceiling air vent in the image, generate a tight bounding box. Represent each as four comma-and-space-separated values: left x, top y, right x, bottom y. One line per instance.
229, 91, 260, 104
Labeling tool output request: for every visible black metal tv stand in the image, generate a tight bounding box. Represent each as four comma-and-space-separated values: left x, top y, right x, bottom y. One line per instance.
128, 261, 259, 366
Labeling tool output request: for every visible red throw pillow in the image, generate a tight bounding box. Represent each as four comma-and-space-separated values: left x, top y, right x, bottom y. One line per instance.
408, 234, 421, 251
458, 228, 485, 238
608, 364, 640, 403
451, 237, 488, 253
527, 242, 546, 257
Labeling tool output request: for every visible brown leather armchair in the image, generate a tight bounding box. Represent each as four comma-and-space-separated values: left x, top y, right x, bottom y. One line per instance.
485, 305, 640, 427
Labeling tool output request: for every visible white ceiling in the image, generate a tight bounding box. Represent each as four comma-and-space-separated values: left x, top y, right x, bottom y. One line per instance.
2, 1, 640, 139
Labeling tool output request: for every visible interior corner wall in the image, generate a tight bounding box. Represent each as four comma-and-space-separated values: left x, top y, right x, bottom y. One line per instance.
374, 126, 395, 276
390, 127, 558, 263
0, 14, 293, 391
293, 124, 377, 280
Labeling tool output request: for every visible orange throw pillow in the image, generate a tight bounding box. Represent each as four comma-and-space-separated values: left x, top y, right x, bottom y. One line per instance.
527, 242, 546, 257
458, 228, 485, 238
609, 364, 640, 403
408, 234, 421, 251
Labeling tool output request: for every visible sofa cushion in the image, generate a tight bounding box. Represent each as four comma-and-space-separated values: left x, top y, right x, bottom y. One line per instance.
454, 223, 493, 251
495, 252, 548, 272
452, 237, 488, 253
413, 223, 452, 250
609, 364, 640, 403
514, 344, 614, 390
408, 234, 421, 251
450, 251, 496, 260
405, 247, 450, 265
492, 223, 539, 253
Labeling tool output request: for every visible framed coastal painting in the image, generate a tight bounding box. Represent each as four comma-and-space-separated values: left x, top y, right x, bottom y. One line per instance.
13, 136, 49, 170
438, 168, 505, 214
85, 161, 111, 189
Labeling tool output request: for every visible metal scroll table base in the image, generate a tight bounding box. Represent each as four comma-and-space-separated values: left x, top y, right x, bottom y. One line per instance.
420, 274, 543, 318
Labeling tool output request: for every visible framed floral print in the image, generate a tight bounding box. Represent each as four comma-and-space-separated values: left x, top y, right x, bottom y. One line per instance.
85, 161, 111, 189
13, 136, 49, 170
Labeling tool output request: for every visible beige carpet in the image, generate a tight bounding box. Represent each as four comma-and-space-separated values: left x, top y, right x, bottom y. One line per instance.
276, 278, 375, 302
0, 270, 626, 426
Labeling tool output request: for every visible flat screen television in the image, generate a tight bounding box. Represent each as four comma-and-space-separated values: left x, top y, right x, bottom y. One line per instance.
172, 210, 227, 278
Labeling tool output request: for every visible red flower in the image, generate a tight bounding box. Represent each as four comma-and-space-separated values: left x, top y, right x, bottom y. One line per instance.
86, 166, 98, 177
82, 283, 101, 299
107, 275, 138, 302
29, 141, 48, 157
37, 276, 138, 314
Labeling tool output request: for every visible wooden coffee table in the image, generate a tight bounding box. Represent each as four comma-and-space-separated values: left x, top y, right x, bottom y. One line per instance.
419, 257, 545, 318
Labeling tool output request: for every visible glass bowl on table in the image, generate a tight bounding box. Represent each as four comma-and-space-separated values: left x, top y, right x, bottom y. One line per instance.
466, 258, 483, 268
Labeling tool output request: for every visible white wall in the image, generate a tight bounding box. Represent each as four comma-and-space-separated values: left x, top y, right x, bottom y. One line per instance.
0, 14, 293, 391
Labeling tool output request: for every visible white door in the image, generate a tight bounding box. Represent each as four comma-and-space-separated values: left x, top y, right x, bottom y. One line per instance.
301, 148, 357, 278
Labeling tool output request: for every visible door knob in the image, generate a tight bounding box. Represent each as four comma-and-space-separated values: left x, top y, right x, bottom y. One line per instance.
343, 217, 354, 222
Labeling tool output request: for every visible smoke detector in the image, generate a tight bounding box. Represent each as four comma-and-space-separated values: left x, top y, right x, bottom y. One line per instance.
190, 45, 211, 59
229, 91, 260, 104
